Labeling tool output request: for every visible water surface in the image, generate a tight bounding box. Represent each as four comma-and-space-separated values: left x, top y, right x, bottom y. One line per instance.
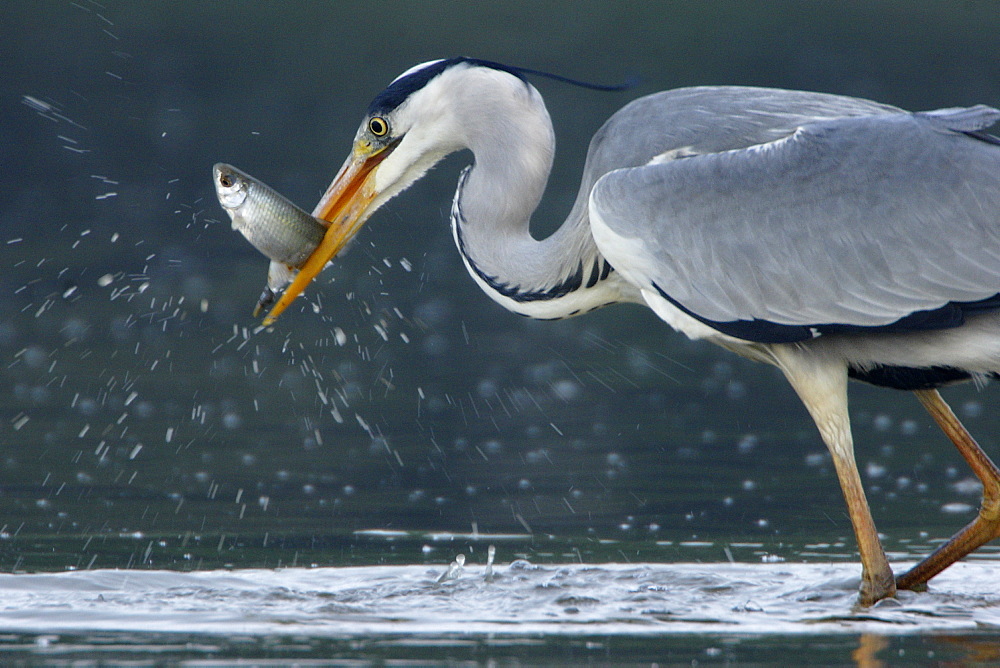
2, 560, 999, 663
3, 1, 1000, 664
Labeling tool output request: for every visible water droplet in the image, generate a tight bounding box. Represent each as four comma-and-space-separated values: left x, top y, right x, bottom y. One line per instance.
941, 502, 973, 514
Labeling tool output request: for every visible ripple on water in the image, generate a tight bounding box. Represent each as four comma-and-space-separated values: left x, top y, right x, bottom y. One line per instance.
0, 561, 997, 636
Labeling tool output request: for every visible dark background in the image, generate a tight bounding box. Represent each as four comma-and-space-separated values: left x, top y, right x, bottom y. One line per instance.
2, 1, 999, 570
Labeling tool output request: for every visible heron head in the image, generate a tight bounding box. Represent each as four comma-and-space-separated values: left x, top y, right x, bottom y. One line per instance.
259, 59, 481, 325
261, 58, 550, 325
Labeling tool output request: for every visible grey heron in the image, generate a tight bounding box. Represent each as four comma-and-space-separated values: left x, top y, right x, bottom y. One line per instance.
264, 58, 1000, 606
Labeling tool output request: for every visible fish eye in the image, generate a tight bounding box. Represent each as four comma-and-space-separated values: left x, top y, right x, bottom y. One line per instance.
369, 117, 389, 137
219, 174, 233, 188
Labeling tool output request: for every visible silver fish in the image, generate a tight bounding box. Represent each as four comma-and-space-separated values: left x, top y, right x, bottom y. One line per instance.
213, 163, 327, 315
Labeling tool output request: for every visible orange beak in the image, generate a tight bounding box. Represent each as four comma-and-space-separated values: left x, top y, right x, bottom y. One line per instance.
261, 141, 398, 326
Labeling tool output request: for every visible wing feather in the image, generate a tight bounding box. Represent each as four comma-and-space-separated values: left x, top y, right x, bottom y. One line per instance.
591, 106, 1000, 342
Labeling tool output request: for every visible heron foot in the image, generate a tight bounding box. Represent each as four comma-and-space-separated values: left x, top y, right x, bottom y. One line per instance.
857, 565, 897, 607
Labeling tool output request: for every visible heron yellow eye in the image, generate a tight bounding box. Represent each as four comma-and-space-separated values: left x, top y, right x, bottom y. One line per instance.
369, 117, 389, 136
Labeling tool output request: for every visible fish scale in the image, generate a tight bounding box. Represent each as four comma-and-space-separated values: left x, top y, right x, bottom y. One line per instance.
212, 163, 326, 315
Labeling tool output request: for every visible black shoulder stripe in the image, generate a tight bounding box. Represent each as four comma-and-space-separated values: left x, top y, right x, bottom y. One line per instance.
848, 364, 976, 390
650, 282, 1000, 344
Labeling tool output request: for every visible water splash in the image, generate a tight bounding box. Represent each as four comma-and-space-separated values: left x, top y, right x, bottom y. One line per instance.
0, 561, 997, 637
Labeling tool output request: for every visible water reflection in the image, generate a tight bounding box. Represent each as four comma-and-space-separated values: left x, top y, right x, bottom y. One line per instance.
1, 631, 996, 665
853, 634, 890, 668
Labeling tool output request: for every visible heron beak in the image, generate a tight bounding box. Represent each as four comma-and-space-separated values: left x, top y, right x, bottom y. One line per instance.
261, 140, 398, 325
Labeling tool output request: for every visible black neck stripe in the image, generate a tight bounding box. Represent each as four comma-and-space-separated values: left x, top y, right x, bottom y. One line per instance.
450, 167, 611, 305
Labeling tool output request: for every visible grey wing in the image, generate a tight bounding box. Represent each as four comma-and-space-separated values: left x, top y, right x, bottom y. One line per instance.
591, 105, 1000, 343
566, 86, 905, 228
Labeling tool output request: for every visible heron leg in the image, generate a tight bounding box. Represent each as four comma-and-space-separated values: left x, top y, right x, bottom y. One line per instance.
896, 388, 1000, 591
774, 348, 896, 605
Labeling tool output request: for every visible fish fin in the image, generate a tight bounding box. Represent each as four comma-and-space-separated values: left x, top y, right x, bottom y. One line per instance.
252, 286, 275, 318
266, 261, 296, 291
255, 262, 296, 319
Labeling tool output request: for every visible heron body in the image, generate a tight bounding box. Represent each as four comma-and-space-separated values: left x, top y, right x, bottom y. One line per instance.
264, 58, 1000, 605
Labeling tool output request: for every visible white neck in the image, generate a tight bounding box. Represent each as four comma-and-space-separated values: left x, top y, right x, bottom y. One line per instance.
438, 67, 621, 319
